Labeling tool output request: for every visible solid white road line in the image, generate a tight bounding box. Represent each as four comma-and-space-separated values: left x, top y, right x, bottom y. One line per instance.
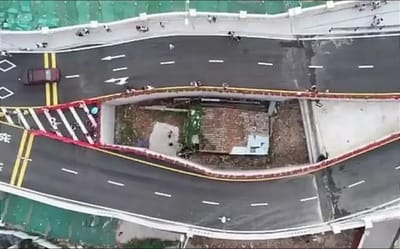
358, 65, 374, 69
202, 200, 220, 206
112, 67, 128, 72
69, 106, 94, 144
208, 59, 224, 63
308, 65, 324, 69
250, 202, 269, 207
107, 180, 125, 187
56, 109, 78, 141
65, 75, 80, 79
29, 108, 45, 132
257, 62, 273, 66
1, 107, 14, 125
395, 165, 400, 170
43, 110, 62, 136
346, 180, 365, 188
160, 61, 175, 65
61, 168, 78, 175
15, 109, 30, 129
80, 102, 97, 128
300, 196, 318, 202
154, 192, 172, 198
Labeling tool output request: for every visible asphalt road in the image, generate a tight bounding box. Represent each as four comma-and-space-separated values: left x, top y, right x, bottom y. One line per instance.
22, 135, 322, 231
316, 140, 400, 221
0, 124, 23, 183
1, 35, 400, 106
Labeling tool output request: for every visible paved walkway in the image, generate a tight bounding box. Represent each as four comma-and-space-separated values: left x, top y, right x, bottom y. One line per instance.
1, 1, 400, 51
312, 100, 400, 158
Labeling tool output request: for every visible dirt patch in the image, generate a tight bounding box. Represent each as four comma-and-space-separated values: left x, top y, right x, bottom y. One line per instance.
115, 105, 186, 146
269, 100, 309, 166
189, 229, 356, 249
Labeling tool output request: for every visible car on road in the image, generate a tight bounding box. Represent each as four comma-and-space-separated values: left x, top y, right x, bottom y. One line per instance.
25, 68, 60, 85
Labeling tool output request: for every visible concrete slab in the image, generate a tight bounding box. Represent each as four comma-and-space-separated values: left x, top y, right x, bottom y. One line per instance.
312, 100, 400, 157
149, 122, 180, 156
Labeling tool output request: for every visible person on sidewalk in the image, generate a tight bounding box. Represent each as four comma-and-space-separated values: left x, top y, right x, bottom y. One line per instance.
159, 21, 165, 28
103, 24, 111, 32
36, 42, 48, 48
0, 50, 11, 57
82, 27, 90, 34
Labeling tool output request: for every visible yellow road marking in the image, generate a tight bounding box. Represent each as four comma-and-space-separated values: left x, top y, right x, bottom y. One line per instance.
52, 82, 58, 105
51, 53, 58, 105
10, 130, 28, 185
44, 53, 51, 106
16, 134, 35, 187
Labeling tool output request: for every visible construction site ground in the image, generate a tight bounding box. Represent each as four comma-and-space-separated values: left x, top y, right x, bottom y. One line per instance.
115, 100, 308, 169
189, 229, 356, 249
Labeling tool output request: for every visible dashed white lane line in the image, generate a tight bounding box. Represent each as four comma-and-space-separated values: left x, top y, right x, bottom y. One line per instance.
61, 168, 78, 175
300, 196, 318, 202
308, 65, 324, 69
202, 200, 220, 206
358, 65, 374, 69
160, 60, 175, 65
107, 180, 125, 187
257, 62, 273, 66
395, 165, 400, 170
208, 59, 224, 63
346, 180, 365, 189
250, 202, 269, 207
65, 74, 80, 79
154, 192, 172, 198
113, 67, 128, 72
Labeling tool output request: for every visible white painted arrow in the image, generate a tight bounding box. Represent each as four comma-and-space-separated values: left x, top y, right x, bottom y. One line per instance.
104, 77, 129, 85
101, 54, 126, 61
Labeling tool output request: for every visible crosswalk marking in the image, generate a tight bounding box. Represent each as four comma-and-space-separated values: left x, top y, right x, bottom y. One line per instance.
15, 109, 30, 130
69, 106, 94, 144
29, 108, 45, 132
1, 107, 14, 125
56, 109, 78, 141
79, 102, 97, 128
43, 109, 62, 136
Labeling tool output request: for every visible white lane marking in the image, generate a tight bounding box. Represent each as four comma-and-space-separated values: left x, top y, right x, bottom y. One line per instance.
208, 59, 224, 63
395, 165, 400, 170
300, 196, 318, 202
61, 168, 78, 175
257, 62, 273, 66
202, 200, 220, 206
160, 60, 175, 65
308, 65, 324, 69
56, 109, 78, 141
1, 107, 14, 125
101, 54, 126, 61
80, 102, 97, 128
250, 202, 269, 207
69, 106, 94, 144
107, 180, 125, 187
15, 109, 30, 129
43, 109, 62, 136
29, 108, 45, 132
65, 75, 80, 79
112, 67, 128, 72
154, 192, 172, 198
346, 180, 365, 189
358, 65, 374, 69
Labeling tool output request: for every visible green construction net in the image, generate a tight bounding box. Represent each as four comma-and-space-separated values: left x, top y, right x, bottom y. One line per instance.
0, 0, 327, 31
0, 193, 117, 247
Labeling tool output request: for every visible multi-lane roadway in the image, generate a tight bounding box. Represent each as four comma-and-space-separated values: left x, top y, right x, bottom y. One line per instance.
1, 35, 400, 106
0, 122, 399, 231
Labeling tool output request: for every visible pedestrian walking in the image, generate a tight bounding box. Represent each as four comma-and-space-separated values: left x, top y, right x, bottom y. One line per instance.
169, 43, 175, 50
222, 82, 229, 90
76, 30, 84, 37
228, 31, 235, 38
0, 50, 11, 57
168, 130, 173, 139
36, 42, 48, 48
159, 21, 165, 28
103, 24, 111, 32
207, 15, 213, 23
212, 16, 217, 23
82, 27, 90, 34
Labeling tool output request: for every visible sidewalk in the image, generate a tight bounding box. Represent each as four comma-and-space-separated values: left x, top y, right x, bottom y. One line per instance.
1, 1, 399, 51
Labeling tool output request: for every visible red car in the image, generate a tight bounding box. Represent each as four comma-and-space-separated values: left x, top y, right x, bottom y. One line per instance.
25, 68, 60, 85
